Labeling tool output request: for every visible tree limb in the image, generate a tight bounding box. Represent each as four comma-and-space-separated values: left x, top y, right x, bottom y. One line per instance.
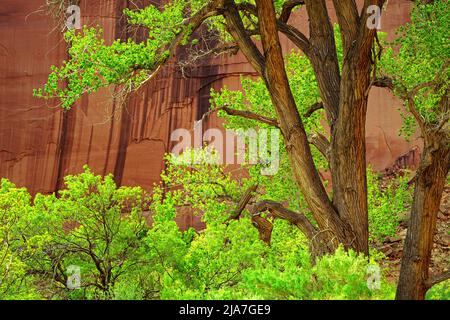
308, 132, 330, 162
251, 215, 273, 244
373, 76, 394, 89
279, 0, 305, 23
304, 102, 324, 118
352, 0, 387, 62
235, 1, 311, 56
276, 21, 311, 56
256, 0, 344, 243
167, 0, 224, 58
332, 0, 359, 51
213, 104, 279, 127
223, 0, 265, 76
249, 200, 334, 257
228, 184, 259, 221
135, 0, 225, 81
404, 81, 433, 134
393, 60, 449, 135
425, 271, 450, 289
303, 0, 341, 121
250, 200, 318, 239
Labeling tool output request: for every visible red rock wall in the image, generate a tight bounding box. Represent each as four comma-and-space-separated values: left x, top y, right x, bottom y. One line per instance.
0, 0, 420, 196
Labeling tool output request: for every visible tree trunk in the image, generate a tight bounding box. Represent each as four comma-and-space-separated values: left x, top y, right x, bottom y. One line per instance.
304, 0, 383, 255
330, 61, 372, 255
254, 0, 360, 253
396, 132, 450, 300
223, 0, 381, 256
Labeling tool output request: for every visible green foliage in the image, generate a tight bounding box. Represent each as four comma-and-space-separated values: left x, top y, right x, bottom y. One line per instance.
24, 167, 149, 299
209, 27, 346, 216
37, 0, 295, 109
34, 27, 155, 109
426, 280, 450, 300
126, 154, 393, 300
0, 157, 398, 300
367, 168, 412, 242
159, 219, 267, 299
34, 0, 195, 109
381, 1, 450, 137
0, 180, 40, 299
210, 53, 325, 217
234, 246, 394, 300
172, 239, 395, 300
161, 149, 256, 223
27, 1, 443, 301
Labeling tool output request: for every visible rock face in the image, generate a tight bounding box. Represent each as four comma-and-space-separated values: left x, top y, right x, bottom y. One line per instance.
0, 0, 421, 196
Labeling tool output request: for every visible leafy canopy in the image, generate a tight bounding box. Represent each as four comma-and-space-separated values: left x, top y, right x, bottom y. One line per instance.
381, 1, 449, 137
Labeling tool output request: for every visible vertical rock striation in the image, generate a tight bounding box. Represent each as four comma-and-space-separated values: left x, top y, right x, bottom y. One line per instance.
0, 0, 419, 196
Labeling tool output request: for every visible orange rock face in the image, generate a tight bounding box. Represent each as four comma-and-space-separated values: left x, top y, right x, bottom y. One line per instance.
0, 0, 421, 196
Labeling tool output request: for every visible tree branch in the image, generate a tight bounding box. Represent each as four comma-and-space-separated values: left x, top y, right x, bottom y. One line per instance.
308, 132, 330, 162
256, 0, 343, 241
235, 1, 311, 57
373, 76, 394, 89
228, 184, 259, 221
249, 200, 334, 257
332, 0, 359, 52
352, 0, 387, 62
425, 271, 450, 289
304, 102, 324, 118
276, 21, 311, 56
279, 0, 305, 23
303, 0, 341, 121
251, 215, 273, 244
137, 0, 225, 80
168, 0, 224, 57
223, 0, 265, 76
250, 200, 317, 239
390, 60, 449, 135
404, 81, 433, 134
213, 104, 279, 127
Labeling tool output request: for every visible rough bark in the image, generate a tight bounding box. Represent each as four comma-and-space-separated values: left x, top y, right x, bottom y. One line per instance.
328, 1, 386, 255
254, 0, 355, 251
220, 0, 386, 255
396, 131, 450, 300
308, 132, 330, 163
304, 0, 341, 123
305, 0, 385, 255
391, 63, 449, 299
251, 215, 273, 245
330, 61, 372, 255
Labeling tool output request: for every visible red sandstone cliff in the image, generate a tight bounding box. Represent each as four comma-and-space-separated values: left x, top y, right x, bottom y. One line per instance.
0, 0, 420, 195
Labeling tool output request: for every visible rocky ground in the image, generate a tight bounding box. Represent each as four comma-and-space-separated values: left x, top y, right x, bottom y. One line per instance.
376, 184, 449, 283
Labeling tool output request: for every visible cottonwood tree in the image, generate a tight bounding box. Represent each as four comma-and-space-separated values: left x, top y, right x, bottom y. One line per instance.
0, 180, 40, 299
37, 0, 390, 257
25, 168, 149, 298
380, 1, 449, 300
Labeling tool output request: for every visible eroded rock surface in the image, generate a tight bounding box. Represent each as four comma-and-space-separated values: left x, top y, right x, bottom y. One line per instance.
0, 0, 419, 198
